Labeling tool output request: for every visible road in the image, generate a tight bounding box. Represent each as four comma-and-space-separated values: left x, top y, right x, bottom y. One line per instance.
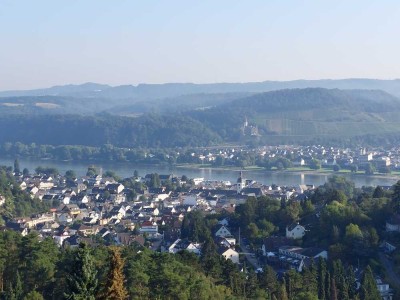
239, 238, 261, 270
379, 251, 400, 288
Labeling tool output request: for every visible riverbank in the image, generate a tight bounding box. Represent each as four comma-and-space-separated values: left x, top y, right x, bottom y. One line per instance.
175, 164, 400, 182
1, 156, 398, 188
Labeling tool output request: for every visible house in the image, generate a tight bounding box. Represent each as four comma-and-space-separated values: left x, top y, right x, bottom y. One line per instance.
375, 277, 393, 300
241, 187, 264, 197
70, 195, 89, 204
139, 221, 159, 237
57, 212, 73, 224
218, 218, 229, 226
27, 186, 39, 197
383, 241, 397, 253
154, 193, 170, 201
61, 204, 81, 216
215, 236, 236, 248
115, 233, 132, 246
262, 236, 294, 255
105, 183, 125, 194
53, 231, 70, 247
279, 246, 327, 272
168, 239, 202, 255
218, 246, 240, 264
214, 225, 232, 238
182, 195, 197, 206
386, 215, 400, 232
142, 207, 159, 216
25, 213, 55, 228
5, 222, 29, 236
286, 223, 306, 239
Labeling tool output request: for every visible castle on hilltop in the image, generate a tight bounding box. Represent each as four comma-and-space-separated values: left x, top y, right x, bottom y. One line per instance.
242, 117, 259, 136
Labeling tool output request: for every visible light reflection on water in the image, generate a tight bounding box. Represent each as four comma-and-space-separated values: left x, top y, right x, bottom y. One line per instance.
0, 157, 398, 188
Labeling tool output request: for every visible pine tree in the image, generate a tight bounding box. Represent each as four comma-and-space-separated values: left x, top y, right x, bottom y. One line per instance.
317, 258, 327, 300
360, 266, 381, 300
99, 247, 128, 300
5, 282, 16, 300
347, 265, 357, 299
23, 291, 44, 300
279, 279, 289, 300
302, 263, 318, 295
13, 159, 20, 174
325, 272, 331, 300
65, 243, 98, 300
14, 271, 23, 300
260, 265, 278, 298
392, 180, 400, 212
245, 270, 258, 299
330, 278, 338, 300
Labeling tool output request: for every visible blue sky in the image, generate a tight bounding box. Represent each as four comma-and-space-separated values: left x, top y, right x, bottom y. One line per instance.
1, 0, 399, 90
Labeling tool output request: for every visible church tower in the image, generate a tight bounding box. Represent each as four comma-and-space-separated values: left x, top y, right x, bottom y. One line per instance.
237, 171, 246, 194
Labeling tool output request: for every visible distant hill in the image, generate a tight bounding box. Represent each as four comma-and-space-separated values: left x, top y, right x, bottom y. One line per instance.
0, 82, 111, 97
186, 88, 400, 143
0, 113, 221, 148
1, 88, 400, 148
3, 79, 400, 116
2, 78, 400, 98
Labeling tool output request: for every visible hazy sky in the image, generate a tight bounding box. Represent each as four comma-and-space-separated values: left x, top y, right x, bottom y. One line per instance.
1, 0, 400, 90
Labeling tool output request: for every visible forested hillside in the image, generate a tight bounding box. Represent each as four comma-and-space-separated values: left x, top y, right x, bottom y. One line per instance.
0, 114, 221, 148
2, 88, 400, 148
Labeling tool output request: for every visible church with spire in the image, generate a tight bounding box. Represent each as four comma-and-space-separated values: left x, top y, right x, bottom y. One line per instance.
237, 171, 246, 194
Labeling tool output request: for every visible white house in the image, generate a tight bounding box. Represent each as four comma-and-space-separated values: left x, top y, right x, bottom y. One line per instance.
286, 223, 306, 239
219, 247, 240, 264
193, 178, 204, 185
139, 221, 159, 237
168, 239, 202, 255
53, 231, 70, 247
215, 225, 232, 238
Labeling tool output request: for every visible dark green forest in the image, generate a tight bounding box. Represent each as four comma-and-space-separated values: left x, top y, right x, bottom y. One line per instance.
0, 114, 221, 148
0, 231, 384, 300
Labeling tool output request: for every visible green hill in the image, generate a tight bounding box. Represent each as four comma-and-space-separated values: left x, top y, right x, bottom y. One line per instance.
1, 88, 400, 148
187, 88, 400, 143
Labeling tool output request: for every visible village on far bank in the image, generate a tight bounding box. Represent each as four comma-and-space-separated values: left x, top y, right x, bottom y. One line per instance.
0, 163, 397, 300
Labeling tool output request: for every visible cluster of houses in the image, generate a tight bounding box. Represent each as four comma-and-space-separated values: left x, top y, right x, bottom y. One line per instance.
0, 169, 394, 298
166, 221, 240, 264
1, 169, 317, 264
260, 222, 327, 273
261, 222, 393, 300
0, 172, 249, 251
182, 144, 400, 171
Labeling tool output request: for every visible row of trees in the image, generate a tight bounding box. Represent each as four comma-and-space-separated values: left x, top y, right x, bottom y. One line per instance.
0, 230, 382, 300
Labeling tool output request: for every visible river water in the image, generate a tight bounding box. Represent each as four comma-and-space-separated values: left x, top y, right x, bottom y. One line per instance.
0, 157, 399, 188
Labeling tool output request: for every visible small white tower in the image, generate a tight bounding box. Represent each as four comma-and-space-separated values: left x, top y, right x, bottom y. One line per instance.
237, 171, 246, 194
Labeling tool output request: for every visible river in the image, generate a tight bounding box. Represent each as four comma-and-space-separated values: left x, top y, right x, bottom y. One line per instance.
0, 157, 399, 188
